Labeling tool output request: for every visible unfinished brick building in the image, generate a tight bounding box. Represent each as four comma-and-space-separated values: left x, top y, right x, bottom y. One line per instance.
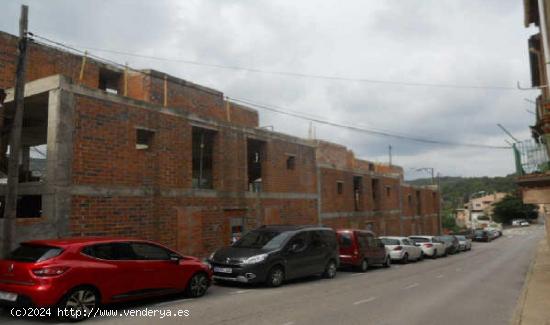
0, 31, 440, 256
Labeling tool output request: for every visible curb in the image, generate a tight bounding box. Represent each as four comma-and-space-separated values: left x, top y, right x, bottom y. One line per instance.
510, 239, 542, 325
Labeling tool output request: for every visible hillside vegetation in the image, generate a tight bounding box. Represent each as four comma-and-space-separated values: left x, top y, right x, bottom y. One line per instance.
407, 175, 517, 210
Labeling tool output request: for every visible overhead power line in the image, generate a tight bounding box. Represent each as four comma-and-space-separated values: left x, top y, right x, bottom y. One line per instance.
228, 97, 511, 150
28, 32, 512, 150
30, 33, 517, 91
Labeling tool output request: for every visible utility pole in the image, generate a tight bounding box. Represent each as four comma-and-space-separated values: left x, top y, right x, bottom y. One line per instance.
437, 172, 442, 235
3, 5, 29, 256
497, 123, 520, 143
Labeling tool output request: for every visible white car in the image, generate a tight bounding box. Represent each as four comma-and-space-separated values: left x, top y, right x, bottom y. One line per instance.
409, 236, 446, 258
454, 235, 472, 251
380, 236, 423, 263
512, 219, 530, 227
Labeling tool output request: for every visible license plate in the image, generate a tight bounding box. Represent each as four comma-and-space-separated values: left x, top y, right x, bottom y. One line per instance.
214, 267, 232, 274
0, 291, 17, 302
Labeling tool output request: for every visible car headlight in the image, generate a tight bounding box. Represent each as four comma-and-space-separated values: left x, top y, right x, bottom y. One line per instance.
209, 252, 215, 261
242, 253, 268, 264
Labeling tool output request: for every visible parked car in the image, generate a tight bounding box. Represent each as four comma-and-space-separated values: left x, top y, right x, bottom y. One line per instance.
512, 219, 529, 227
487, 229, 500, 240
473, 229, 491, 242
338, 230, 391, 271
485, 227, 501, 238
0, 238, 211, 321
409, 236, 446, 258
439, 235, 460, 255
208, 225, 339, 287
380, 236, 423, 263
455, 235, 472, 251
520, 220, 530, 227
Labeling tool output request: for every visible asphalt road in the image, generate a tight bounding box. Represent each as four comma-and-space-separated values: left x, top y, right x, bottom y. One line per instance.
0, 225, 544, 325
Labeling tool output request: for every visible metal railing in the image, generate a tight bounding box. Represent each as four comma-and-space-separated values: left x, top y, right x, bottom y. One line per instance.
514, 139, 550, 175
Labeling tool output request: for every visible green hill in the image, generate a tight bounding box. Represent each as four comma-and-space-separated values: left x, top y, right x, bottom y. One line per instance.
407, 175, 517, 211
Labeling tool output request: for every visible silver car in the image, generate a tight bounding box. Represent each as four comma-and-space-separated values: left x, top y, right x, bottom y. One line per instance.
454, 235, 472, 251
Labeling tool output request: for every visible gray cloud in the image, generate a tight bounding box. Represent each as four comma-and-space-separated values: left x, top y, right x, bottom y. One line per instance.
0, 0, 536, 178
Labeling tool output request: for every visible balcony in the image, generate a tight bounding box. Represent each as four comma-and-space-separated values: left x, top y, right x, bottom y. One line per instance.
515, 139, 550, 204
514, 139, 550, 175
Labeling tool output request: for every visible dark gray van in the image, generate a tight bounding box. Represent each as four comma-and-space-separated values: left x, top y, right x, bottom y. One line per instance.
208, 225, 339, 287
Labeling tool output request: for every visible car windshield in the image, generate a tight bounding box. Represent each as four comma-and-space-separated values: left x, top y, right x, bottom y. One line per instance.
338, 232, 353, 247
410, 237, 429, 243
6, 244, 63, 262
475, 230, 485, 235
233, 230, 293, 249
380, 238, 400, 245
456, 236, 466, 240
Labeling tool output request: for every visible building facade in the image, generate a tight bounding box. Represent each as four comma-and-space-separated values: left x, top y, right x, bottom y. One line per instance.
519, 0, 550, 239
0, 31, 440, 256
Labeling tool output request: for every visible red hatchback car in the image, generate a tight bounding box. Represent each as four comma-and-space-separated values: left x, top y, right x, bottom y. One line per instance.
336, 229, 391, 272
0, 237, 212, 320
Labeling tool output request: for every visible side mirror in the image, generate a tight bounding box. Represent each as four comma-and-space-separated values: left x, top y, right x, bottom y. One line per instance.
170, 254, 181, 263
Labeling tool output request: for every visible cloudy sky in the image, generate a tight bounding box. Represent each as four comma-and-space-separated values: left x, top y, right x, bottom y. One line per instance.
1, 0, 539, 179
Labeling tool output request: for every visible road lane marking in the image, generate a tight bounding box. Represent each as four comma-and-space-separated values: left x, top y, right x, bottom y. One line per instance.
436, 274, 444, 278
351, 273, 368, 277
154, 298, 194, 307
353, 297, 377, 305
403, 283, 419, 290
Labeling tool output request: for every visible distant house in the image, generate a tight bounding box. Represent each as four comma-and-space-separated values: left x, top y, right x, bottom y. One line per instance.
455, 192, 507, 229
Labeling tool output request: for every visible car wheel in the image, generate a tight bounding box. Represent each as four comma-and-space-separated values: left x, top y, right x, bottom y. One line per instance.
402, 253, 409, 264
323, 260, 337, 279
432, 250, 438, 259
418, 252, 424, 261
58, 286, 99, 321
383, 255, 391, 268
358, 259, 369, 272
266, 266, 285, 287
186, 272, 209, 298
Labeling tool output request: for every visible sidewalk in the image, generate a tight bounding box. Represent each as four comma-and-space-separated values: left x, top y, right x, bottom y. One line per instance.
512, 238, 550, 325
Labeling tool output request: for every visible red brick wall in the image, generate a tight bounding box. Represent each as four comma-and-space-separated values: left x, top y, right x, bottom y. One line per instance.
69, 93, 318, 255
0, 32, 99, 90
0, 32, 258, 128
263, 139, 317, 193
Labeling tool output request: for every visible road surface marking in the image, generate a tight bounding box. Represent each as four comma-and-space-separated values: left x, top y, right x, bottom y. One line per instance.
403, 283, 420, 290
352, 273, 368, 277
154, 298, 194, 307
353, 297, 377, 305
436, 274, 444, 278
230, 290, 250, 295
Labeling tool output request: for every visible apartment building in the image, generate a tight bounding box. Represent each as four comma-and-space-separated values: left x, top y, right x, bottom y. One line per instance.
519, 0, 550, 235
0, 31, 440, 255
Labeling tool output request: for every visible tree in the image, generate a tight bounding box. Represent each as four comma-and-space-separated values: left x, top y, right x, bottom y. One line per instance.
442, 213, 461, 233
492, 194, 538, 224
